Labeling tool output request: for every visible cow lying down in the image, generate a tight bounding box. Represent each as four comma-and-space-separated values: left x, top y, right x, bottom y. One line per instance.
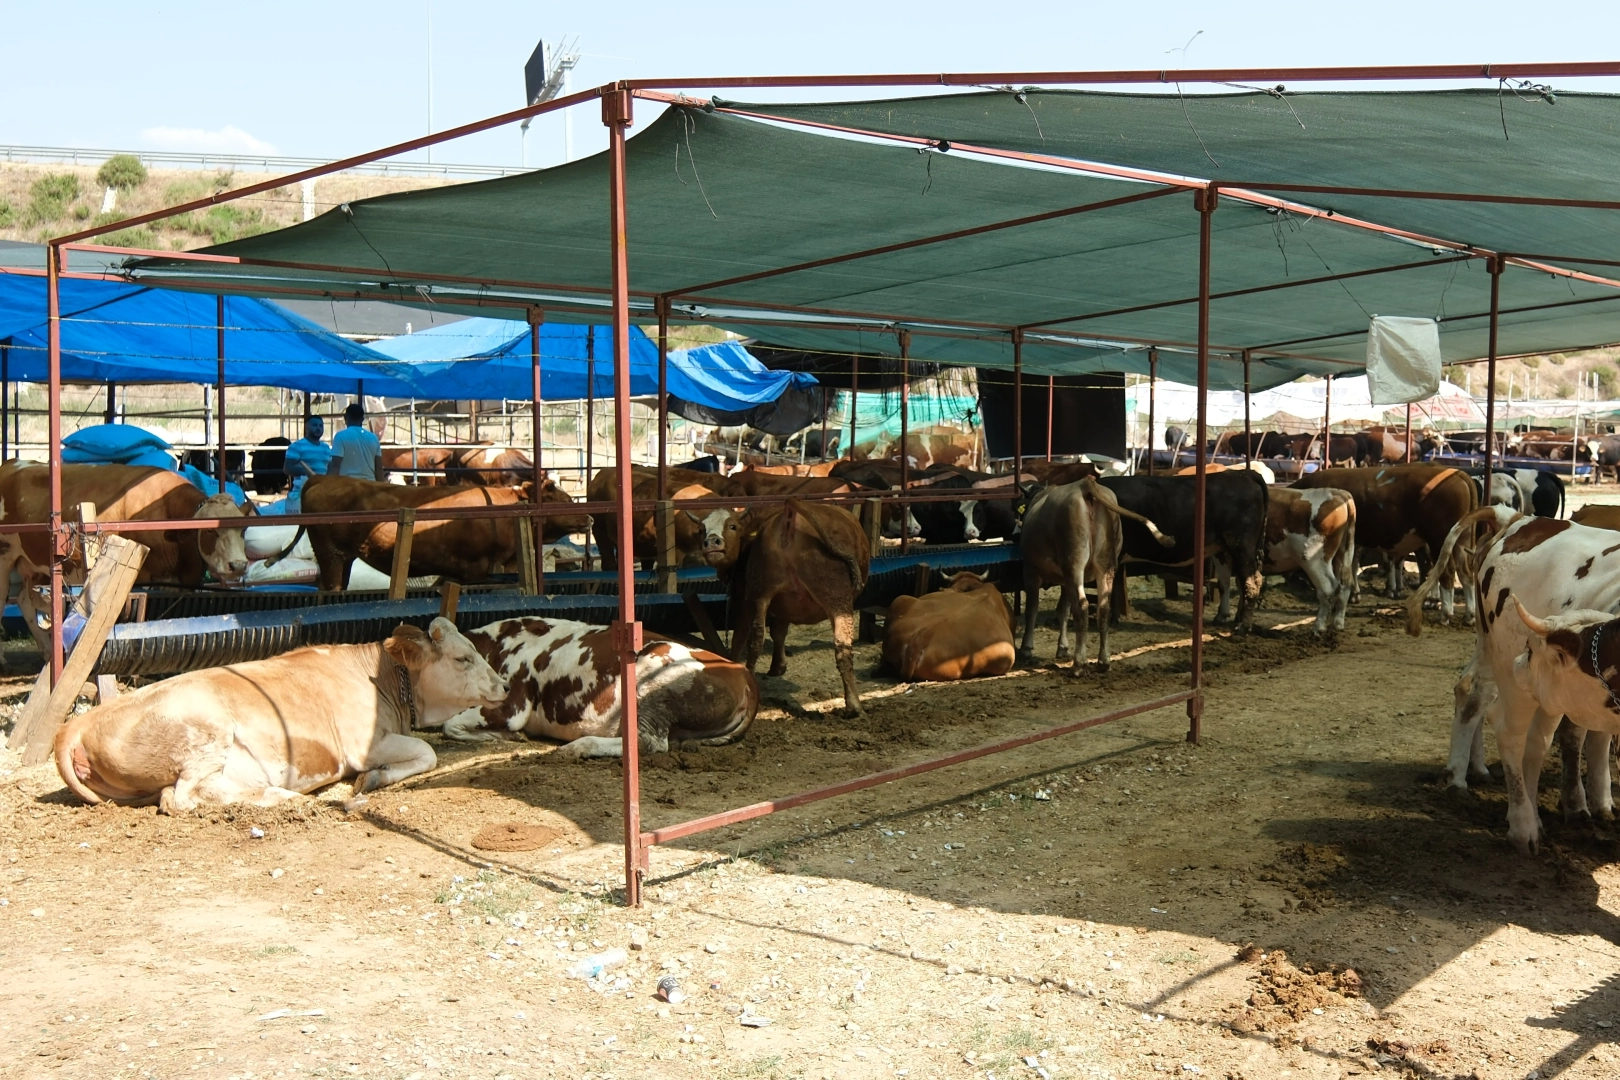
437, 618, 760, 758
54, 619, 507, 812
883, 571, 1016, 681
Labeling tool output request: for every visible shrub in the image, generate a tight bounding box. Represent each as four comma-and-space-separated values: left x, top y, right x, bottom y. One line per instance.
100, 226, 160, 250
92, 211, 127, 228
1595, 365, 1618, 393
25, 172, 81, 225
0, 200, 13, 228
1521, 355, 1541, 369
198, 204, 272, 245
1548, 353, 1567, 366
72, 203, 92, 221
96, 154, 148, 191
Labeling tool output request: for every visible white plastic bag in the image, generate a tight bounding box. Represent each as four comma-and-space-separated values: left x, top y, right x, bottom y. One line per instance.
1365, 316, 1442, 405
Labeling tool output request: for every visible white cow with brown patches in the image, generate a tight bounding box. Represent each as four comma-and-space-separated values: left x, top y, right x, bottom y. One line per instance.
1422, 512, 1620, 852
438, 617, 759, 758
1264, 487, 1357, 634
54, 619, 507, 812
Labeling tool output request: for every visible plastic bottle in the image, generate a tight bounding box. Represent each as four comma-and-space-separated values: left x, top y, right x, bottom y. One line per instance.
567, 948, 628, 980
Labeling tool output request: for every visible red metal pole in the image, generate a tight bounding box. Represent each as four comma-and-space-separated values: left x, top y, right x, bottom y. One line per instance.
1323, 377, 1333, 463
584, 325, 596, 571
1046, 375, 1054, 462
1485, 257, 1502, 491
1012, 330, 1024, 481
1405, 402, 1413, 462
46, 244, 64, 684
656, 296, 669, 501
1189, 188, 1216, 745
604, 88, 644, 907
528, 306, 544, 497
1242, 351, 1252, 467
1147, 348, 1157, 476
898, 330, 910, 554
849, 355, 858, 460
216, 295, 228, 490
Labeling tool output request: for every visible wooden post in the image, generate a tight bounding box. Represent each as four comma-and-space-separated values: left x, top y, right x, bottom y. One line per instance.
388, 508, 416, 600
77, 503, 100, 572
655, 499, 678, 594
439, 581, 461, 621
14, 535, 148, 764
517, 515, 539, 595
861, 496, 882, 557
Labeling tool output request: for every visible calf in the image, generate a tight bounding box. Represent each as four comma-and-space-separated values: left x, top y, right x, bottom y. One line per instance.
731, 499, 871, 715
883, 571, 1015, 681
54, 619, 507, 811
1021, 477, 1173, 673
1264, 487, 1357, 634
1101, 471, 1269, 629
438, 618, 759, 757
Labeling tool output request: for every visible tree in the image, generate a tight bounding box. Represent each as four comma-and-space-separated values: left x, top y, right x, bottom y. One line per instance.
97, 155, 148, 192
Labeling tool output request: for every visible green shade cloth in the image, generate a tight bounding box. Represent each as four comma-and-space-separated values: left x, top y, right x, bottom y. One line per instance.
123, 88, 1620, 393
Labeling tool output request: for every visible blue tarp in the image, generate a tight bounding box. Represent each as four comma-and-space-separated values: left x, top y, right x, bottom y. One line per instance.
369, 317, 816, 411
0, 270, 422, 395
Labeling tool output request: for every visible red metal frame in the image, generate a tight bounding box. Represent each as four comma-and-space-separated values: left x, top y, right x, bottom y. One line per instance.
27, 60, 1620, 907
216, 296, 227, 490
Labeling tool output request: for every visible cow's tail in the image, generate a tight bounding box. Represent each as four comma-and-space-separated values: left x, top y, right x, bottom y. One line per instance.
1559, 476, 1567, 519
53, 713, 104, 805
1404, 507, 1522, 636
263, 525, 307, 569
1079, 477, 1176, 548
784, 499, 866, 592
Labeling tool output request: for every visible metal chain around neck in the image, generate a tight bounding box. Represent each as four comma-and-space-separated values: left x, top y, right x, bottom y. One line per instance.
394, 663, 418, 729
1591, 622, 1620, 712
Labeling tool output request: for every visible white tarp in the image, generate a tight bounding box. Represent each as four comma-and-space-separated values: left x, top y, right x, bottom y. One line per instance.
1365, 316, 1443, 405
1127, 375, 1485, 436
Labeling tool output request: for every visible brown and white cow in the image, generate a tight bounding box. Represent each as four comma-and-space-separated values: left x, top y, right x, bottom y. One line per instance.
1264, 487, 1357, 634
54, 618, 507, 811
1294, 464, 1478, 617
1412, 512, 1620, 851
380, 445, 459, 484
448, 445, 537, 487
436, 618, 758, 757
0, 461, 252, 595
883, 571, 1016, 681
587, 465, 747, 571
292, 475, 590, 591
731, 499, 871, 715
1020, 477, 1173, 674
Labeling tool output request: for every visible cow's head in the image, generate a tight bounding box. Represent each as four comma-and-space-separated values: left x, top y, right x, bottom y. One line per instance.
385, 617, 508, 729
880, 502, 921, 539
681, 507, 745, 569
185, 494, 254, 582
959, 500, 982, 541
943, 570, 990, 593
1511, 600, 1620, 722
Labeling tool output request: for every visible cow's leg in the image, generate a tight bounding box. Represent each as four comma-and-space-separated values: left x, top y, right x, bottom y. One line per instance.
1586, 729, 1615, 821
1556, 719, 1592, 823
1017, 569, 1041, 665
553, 736, 625, 760
1495, 691, 1555, 854
443, 709, 497, 742
1384, 556, 1402, 600
1053, 587, 1074, 662
1093, 567, 1114, 672
1301, 552, 1339, 635
1212, 560, 1233, 623
350, 734, 437, 795
1238, 556, 1263, 632
741, 597, 773, 674
766, 614, 791, 677
830, 608, 862, 717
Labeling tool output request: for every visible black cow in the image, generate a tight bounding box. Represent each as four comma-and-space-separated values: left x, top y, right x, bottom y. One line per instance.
1512, 467, 1566, 518
250, 436, 291, 496
904, 470, 1020, 544
673, 455, 722, 473
1100, 472, 1270, 630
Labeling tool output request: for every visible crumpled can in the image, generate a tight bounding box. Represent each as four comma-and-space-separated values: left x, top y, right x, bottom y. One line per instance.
656, 975, 686, 1005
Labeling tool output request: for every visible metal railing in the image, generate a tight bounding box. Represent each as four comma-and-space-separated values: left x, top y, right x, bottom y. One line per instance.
0, 144, 531, 180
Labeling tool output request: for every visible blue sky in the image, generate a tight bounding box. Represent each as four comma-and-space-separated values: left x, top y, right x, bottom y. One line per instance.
4, 1, 1618, 169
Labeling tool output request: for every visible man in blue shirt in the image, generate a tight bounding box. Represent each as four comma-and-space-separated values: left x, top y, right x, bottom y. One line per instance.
280, 416, 331, 510
329, 403, 385, 481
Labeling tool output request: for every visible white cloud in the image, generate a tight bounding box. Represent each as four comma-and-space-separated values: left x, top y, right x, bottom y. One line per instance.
140, 125, 278, 155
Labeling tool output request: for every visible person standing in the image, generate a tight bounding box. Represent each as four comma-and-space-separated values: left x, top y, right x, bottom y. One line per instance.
280, 416, 332, 511
329, 402, 385, 481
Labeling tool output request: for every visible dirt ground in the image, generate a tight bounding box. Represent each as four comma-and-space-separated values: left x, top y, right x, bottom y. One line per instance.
3, 542, 1620, 1080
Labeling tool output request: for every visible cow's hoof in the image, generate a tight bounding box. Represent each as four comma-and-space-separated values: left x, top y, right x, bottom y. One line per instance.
1015, 650, 1037, 668
766, 664, 788, 677
841, 705, 864, 719
1054, 647, 1073, 662
1598, 807, 1617, 823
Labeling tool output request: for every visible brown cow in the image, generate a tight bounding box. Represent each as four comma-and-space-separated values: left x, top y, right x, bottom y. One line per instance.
449, 445, 536, 486
883, 571, 1015, 681
54, 618, 507, 811
1571, 504, 1620, 532
732, 499, 871, 715
1294, 464, 1478, 618
380, 445, 459, 484
1020, 459, 1099, 486
586, 466, 747, 571
435, 617, 759, 757
294, 476, 590, 591
736, 462, 838, 477
0, 461, 252, 594
731, 467, 856, 499
1264, 487, 1357, 634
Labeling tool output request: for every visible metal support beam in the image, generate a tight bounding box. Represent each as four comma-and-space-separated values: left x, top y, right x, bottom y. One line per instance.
898, 330, 910, 554
1485, 257, 1503, 489
104, 382, 117, 426
1242, 351, 1252, 466
656, 296, 670, 501
216, 295, 227, 489
1012, 330, 1024, 481
603, 88, 645, 908
1189, 188, 1216, 745
47, 245, 65, 684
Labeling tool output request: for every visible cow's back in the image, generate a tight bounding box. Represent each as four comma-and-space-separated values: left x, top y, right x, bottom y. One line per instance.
1296, 464, 1474, 551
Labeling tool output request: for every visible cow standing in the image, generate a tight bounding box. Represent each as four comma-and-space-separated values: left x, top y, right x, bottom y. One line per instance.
1021, 477, 1173, 673
449, 445, 537, 486
293, 476, 589, 591
1264, 487, 1357, 634
55, 618, 507, 811
587, 466, 745, 571
1101, 472, 1269, 630
731, 499, 870, 716
883, 571, 1016, 681
438, 618, 759, 757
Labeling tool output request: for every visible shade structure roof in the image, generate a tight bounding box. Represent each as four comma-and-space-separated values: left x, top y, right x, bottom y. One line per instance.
367, 316, 817, 409
0, 269, 421, 394
120, 87, 1620, 393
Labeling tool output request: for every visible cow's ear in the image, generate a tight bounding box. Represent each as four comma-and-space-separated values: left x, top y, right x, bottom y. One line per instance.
428, 616, 458, 642
385, 623, 430, 668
